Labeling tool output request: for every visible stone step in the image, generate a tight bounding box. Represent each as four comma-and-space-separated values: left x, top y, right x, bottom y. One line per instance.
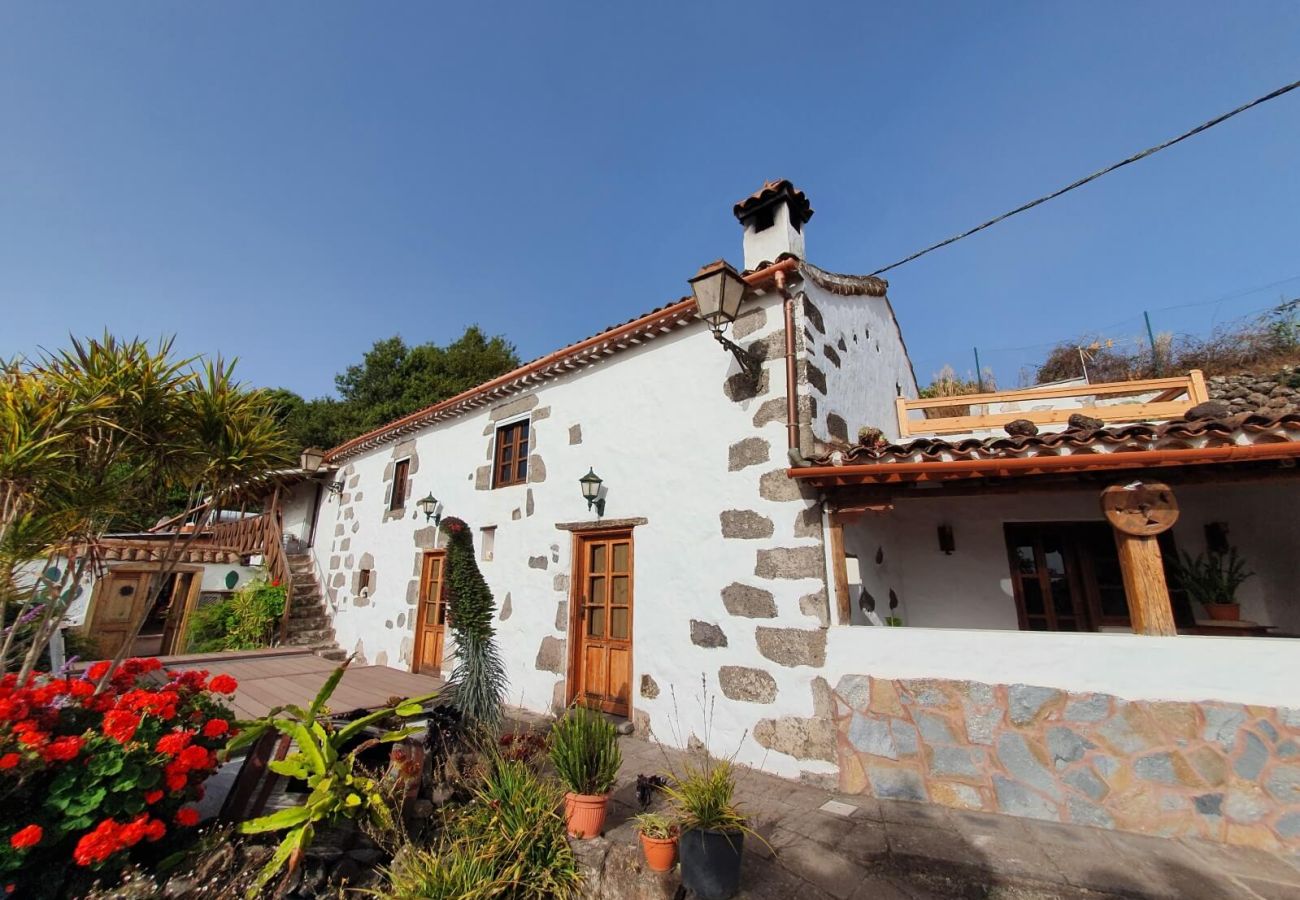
286, 628, 335, 646
288, 616, 330, 631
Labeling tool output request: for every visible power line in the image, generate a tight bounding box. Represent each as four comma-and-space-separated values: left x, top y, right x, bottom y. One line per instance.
869, 77, 1300, 277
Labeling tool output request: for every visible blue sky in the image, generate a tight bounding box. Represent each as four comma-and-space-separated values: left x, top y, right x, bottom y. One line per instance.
2, 3, 1298, 396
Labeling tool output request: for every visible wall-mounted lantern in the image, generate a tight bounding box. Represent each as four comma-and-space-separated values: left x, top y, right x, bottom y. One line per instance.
690, 259, 763, 381
579, 468, 605, 517
326, 480, 345, 496
300, 447, 325, 473
417, 492, 440, 526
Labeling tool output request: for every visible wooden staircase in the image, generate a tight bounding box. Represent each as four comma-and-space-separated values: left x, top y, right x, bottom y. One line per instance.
283, 553, 345, 660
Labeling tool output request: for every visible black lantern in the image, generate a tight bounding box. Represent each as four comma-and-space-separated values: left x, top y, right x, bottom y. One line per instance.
579, 468, 605, 517
689, 259, 763, 380
417, 492, 440, 525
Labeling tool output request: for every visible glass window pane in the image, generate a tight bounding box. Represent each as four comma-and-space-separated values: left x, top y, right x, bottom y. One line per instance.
424, 601, 439, 626
500, 445, 513, 462
612, 543, 629, 572
590, 544, 606, 573
516, 460, 527, 480
611, 576, 629, 605
518, 440, 528, 457
611, 607, 629, 639
1021, 578, 1044, 615
589, 576, 605, 604
518, 421, 529, 438
1014, 544, 1036, 574
587, 607, 605, 637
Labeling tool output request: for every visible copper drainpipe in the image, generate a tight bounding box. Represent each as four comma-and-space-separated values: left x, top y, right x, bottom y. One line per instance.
773, 269, 800, 455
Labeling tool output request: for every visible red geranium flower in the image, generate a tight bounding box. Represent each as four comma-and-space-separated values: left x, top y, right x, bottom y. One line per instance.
9, 825, 41, 850
73, 819, 122, 866
144, 818, 166, 842
201, 718, 230, 738
0, 754, 19, 770
144, 790, 164, 804
174, 806, 200, 827
155, 730, 193, 755
42, 735, 84, 762
85, 661, 111, 682
208, 674, 238, 695
102, 709, 141, 744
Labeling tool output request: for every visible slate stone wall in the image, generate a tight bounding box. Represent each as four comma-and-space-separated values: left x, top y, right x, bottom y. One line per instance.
1208, 366, 1300, 416
831, 674, 1300, 852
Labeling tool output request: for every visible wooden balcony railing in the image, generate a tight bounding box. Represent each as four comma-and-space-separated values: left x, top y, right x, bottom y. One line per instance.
895, 370, 1209, 439
204, 491, 295, 642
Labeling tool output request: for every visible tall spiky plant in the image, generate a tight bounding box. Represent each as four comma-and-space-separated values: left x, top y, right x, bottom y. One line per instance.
438, 516, 506, 726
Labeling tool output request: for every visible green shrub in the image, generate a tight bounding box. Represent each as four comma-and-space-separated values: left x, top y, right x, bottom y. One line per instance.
1173, 547, 1254, 606
548, 705, 620, 796
185, 577, 284, 653
381, 758, 580, 900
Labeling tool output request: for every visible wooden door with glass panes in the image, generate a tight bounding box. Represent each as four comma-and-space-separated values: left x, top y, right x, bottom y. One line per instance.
414, 551, 449, 675
573, 531, 633, 716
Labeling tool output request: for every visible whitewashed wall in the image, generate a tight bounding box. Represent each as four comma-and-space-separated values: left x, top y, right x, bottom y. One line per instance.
307, 287, 842, 778
802, 280, 917, 446
840, 482, 1300, 633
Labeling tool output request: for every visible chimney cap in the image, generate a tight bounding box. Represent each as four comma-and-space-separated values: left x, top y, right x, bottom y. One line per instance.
733, 179, 814, 225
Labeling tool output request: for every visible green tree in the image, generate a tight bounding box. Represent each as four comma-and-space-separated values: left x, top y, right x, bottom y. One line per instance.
438, 515, 506, 726
272, 326, 520, 453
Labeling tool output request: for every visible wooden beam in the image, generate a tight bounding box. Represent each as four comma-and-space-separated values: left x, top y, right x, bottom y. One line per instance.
1101, 482, 1179, 636
828, 519, 851, 626
901, 372, 1197, 411
1114, 535, 1178, 636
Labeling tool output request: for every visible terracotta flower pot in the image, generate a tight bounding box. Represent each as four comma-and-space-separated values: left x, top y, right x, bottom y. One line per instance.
563, 791, 609, 839
1204, 602, 1241, 621
639, 831, 678, 872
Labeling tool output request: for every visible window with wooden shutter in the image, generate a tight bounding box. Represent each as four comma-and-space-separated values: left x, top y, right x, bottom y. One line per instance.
493, 420, 530, 488
390, 459, 410, 510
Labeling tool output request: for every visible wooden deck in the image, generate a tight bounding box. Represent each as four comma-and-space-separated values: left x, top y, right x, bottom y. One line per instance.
156, 647, 444, 720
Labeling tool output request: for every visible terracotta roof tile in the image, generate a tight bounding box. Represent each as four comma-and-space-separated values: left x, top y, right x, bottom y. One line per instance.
816, 412, 1300, 467
733, 179, 814, 225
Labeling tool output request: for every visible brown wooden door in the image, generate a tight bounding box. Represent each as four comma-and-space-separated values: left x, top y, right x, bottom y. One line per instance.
89, 570, 155, 659
158, 573, 197, 655
413, 552, 448, 675
573, 532, 633, 716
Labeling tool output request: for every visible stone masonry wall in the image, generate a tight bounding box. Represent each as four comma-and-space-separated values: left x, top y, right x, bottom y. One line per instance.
831, 674, 1300, 853
1207, 366, 1300, 416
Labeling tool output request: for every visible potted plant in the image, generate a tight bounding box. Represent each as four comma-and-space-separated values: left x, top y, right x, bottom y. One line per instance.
1174, 547, 1254, 621
634, 812, 679, 873
548, 705, 622, 838
664, 759, 749, 900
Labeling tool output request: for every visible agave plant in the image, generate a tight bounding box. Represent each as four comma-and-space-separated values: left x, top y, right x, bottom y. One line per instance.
226, 659, 438, 897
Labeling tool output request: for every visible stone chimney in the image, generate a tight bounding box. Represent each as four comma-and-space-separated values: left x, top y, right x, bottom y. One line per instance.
733, 180, 814, 271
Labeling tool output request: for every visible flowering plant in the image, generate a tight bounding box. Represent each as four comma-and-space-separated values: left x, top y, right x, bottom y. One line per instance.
0, 658, 237, 898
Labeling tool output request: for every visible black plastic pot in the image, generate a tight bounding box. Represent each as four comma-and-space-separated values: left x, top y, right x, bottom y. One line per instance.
679, 828, 744, 900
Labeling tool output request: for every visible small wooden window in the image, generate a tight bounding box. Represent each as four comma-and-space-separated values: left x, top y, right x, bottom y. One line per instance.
493, 420, 530, 488
390, 459, 410, 510
358, 569, 372, 594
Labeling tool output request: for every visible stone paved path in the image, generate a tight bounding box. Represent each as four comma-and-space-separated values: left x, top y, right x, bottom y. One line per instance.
605, 736, 1300, 899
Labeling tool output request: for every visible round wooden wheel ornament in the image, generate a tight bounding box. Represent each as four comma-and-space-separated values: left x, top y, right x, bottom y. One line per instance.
1100, 481, 1179, 536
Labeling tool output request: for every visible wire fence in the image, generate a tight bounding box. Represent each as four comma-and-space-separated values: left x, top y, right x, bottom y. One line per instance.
951, 276, 1300, 389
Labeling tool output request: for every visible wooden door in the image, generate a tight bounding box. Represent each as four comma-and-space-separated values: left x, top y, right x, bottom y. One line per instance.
1005, 525, 1093, 632
89, 570, 155, 659
573, 532, 633, 716
413, 552, 449, 675
159, 573, 198, 655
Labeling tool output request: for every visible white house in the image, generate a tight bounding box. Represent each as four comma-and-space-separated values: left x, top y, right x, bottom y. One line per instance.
276, 181, 1300, 852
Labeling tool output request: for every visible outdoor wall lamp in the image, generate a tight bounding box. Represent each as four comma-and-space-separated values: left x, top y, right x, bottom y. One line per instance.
690, 259, 764, 381
300, 447, 325, 473
417, 492, 441, 526
579, 468, 605, 517
326, 480, 345, 496
937, 524, 956, 555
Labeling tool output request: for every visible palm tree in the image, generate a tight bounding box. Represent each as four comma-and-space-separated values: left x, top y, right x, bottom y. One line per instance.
0, 335, 293, 681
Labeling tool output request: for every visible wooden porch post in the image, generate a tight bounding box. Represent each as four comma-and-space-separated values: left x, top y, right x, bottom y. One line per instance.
1101, 481, 1179, 636
828, 514, 852, 626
